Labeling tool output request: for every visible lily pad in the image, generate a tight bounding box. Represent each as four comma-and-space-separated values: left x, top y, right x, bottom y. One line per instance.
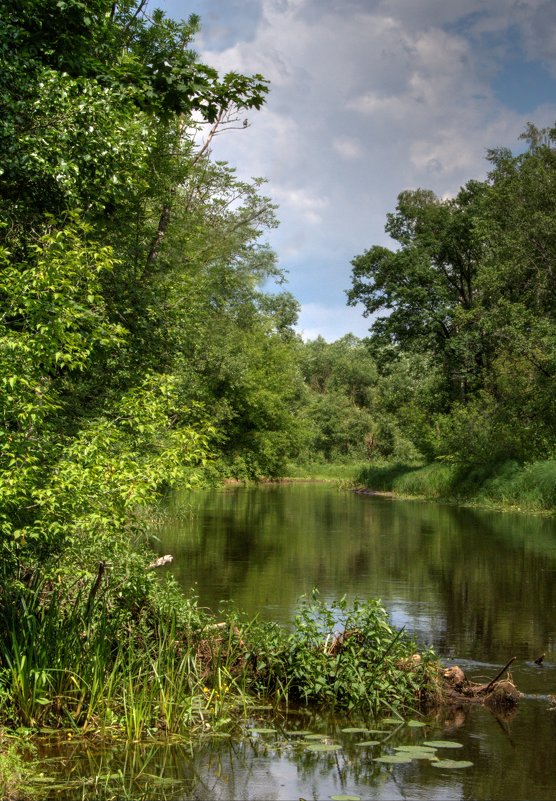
394, 750, 438, 761
286, 730, 314, 737
407, 719, 427, 727
432, 759, 473, 769
355, 740, 381, 747
395, 745, 438, 757
249, 727, 276, 735
381, 717, 403, 725
303, 733, 328, 740
374, 754, 413, 764
341, 727, 370, 733
330, 795, 361, 800
423, 740, 463, 749
305, 743, 342, 752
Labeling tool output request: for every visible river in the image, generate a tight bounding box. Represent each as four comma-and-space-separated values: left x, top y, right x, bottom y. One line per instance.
43, 483, 556, 800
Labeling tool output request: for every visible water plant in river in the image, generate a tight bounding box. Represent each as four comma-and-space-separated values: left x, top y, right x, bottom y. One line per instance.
243, 592, 436, 714
0, 567, 436, 739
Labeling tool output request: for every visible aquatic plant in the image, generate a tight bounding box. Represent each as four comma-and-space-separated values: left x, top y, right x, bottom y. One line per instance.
0, 571, 435, 736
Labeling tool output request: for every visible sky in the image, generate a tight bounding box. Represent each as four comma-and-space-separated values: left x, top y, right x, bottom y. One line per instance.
155, 0, 556, 341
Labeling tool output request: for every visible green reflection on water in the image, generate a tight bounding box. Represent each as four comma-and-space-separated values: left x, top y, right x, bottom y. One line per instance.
37, 484, 556, 801
156, 483, 556, 664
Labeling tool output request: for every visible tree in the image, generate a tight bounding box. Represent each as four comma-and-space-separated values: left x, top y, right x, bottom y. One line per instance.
348, 122, 556, 466
0, 1, 279, 575
298, 336, 380, 461
348, 183, 486, 401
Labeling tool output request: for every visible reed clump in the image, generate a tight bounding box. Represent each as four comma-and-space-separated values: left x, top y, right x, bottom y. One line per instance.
0, 568, 437, 740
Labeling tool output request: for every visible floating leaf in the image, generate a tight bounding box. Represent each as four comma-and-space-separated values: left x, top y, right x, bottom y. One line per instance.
374, 754, 413, 764
305, 743, 342, 752
330, 795, 361, 800
303, 733, 327, 740
249, 727, 275, 735
407, 720, 426, 727
432, 759, 473, 769
381, 717, 403, 725
355, 740, 381, 747
395, 745, 438, 758
423, 740, 463, 749
286, 730, 314, 737
341, 727, 370, 733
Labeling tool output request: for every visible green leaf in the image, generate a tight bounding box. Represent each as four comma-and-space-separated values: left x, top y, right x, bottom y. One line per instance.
432, 759, 473, 769
305, 743, 342, 752
423, 740, 464, 749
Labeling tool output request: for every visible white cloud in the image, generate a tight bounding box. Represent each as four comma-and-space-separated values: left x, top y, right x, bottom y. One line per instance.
332, 136, 364, 160
179, 0, 556, 339
273, 187, 329, 225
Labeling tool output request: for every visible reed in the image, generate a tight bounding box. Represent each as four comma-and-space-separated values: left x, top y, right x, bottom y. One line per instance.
0, 566, 435, 739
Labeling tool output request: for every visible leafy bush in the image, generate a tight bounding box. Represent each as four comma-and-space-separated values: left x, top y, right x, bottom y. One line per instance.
246, 593, 435, 714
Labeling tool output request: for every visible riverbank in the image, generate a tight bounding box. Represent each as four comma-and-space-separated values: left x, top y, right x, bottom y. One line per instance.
0, 580, 438, 799
353, 458, 556, 515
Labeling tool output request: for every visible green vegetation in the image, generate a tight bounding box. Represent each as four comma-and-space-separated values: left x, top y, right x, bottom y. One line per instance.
347, 123, 556, 506
0, 734, 39, 801
0, 575, 433, 733
356, 459, 556, 513
1, 3, 556, 794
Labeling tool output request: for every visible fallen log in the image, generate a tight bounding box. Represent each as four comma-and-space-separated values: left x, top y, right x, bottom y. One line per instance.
441, 658, 520, 710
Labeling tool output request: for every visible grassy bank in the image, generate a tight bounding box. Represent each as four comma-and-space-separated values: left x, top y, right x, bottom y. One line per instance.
0, 576, 437, 796
355, 458, 556, 513
284, 462, 369, 481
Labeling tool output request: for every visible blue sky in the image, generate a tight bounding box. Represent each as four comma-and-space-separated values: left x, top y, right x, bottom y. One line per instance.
155, 0, 556, 341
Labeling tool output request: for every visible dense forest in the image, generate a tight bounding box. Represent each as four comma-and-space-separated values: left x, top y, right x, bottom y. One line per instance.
1, 0, 556, 779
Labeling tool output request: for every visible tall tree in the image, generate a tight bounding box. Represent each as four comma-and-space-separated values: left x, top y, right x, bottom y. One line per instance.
348, 183, 486, 401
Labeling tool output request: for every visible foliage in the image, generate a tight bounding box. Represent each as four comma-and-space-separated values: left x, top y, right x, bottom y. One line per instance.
349, 123, 556, 472
0, 573, 434, 733
355, 458, 556, 513
246, 593, 435, 714
0, 735, 39, 801
297, 336, 380, 462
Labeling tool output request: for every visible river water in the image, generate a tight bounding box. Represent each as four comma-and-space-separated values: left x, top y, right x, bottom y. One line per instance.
44, 483, 556, 800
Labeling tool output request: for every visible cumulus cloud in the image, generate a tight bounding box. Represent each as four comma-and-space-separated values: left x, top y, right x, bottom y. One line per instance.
332, 137, 365, 160
161, 0, 556, 340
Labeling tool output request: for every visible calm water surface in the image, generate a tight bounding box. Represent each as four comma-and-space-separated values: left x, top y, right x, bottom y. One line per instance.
46, 483, 556, 800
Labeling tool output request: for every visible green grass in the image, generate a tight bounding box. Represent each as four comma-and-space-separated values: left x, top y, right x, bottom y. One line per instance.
355, 458, 556, 513
284, 461, 369, 481
0, 735, 39, 801
0, 571, 436, 738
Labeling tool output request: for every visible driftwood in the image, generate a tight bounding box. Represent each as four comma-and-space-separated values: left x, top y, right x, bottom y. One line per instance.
441, 658, 520, 710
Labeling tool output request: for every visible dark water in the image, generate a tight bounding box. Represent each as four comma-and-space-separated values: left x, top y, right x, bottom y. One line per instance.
45, 484, 556, 800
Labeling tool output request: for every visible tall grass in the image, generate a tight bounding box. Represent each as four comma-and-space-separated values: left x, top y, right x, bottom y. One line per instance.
0, 570, 435, 737
355, 458, 556, 513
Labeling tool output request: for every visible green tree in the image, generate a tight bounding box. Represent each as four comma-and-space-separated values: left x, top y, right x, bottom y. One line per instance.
298, 336, 380, 461
348, 183, 486, 402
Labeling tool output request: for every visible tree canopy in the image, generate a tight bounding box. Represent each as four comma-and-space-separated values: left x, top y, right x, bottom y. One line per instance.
349, 123, 556, 465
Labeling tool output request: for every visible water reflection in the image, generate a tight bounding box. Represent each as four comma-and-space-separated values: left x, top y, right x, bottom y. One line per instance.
38, 483, 556, 801
40, 700, 556, 801
156, 484, 556, 666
